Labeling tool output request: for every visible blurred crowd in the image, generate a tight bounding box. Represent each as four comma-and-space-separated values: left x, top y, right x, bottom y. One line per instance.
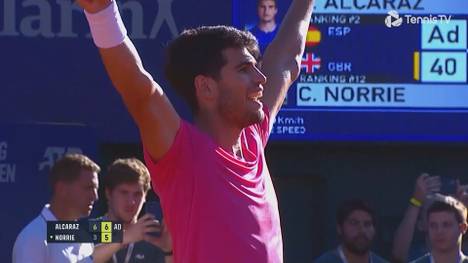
12, 153, 468, 263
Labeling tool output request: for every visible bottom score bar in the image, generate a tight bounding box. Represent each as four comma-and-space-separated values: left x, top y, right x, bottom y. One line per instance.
47, 221, 123, 243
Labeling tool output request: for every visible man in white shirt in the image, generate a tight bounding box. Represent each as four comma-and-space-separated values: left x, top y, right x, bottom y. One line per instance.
13, 153, 100, 263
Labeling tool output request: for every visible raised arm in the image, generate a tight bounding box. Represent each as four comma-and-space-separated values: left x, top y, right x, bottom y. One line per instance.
78, 0, 180, 160
391, 174, 440, 263
260, 0, 314, 119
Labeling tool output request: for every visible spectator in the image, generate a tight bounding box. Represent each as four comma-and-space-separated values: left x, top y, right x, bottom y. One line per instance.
12, 154, 100, 263
392, 173, 441, 263
315, 199, 388, 263
92, 158, 172, 263
410, 195, 468, 263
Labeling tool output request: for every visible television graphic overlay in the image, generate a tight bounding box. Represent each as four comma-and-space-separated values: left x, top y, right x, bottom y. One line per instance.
47, 220, 123, 243
233, 0, 468, 143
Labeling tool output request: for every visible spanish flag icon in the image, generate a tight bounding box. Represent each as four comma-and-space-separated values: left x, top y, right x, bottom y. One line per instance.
306, 25, 321, 47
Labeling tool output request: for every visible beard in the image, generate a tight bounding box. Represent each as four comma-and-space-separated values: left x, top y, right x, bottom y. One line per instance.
246, 107, 264, 126
218, 98, 264, 128
342, 234, 372, 255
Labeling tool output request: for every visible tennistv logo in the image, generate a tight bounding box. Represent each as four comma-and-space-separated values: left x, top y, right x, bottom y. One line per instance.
385, 10, 452, 28
385, 10, 403, 28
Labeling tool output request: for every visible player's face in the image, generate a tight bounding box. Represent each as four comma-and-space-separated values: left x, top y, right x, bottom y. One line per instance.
258, 0, 278, 23
427, 211, 465, 253
338, 210, 375, 255
216, 47, 266, 128
107, 182, 146, 224
65, 170, 99, 218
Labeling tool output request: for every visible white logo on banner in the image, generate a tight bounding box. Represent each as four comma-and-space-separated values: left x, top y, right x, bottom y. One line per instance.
150, 0, 179, 39
38, 147, 83, 171
0, 141, 16, 183
0, 142, 7, 161
0, 0, 179, 39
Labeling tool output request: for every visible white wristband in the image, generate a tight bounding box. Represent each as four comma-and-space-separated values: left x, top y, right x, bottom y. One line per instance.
84, 1, 127, 48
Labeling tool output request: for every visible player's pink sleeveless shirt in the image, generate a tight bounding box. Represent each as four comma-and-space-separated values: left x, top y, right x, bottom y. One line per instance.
144, 108, 282, 263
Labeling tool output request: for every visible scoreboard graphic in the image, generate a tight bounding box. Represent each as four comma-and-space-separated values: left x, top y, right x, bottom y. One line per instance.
295, 14, 467, 108
47, 221, 123, 243
233, 0, 468, 142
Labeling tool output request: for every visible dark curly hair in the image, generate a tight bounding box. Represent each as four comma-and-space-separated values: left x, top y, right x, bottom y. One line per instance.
165, 25, 260, 113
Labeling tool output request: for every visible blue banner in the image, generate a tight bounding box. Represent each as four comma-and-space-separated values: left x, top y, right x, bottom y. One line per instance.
0, 123, 98, 261
0, 0, 231, 143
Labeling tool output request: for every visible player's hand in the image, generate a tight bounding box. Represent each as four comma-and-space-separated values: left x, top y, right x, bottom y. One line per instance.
145, 220, 172, 253
413, 173, 441, 202
76, 0, 113, 14
123, 214, 161, 245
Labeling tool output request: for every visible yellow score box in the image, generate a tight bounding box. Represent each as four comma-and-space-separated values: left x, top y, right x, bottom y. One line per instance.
101, 232, 112, 243
101, 222, 112, 233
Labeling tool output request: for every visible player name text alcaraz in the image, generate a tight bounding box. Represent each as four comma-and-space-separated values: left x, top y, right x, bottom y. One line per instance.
323, 0, 424, 10
55, 223, 80, 230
